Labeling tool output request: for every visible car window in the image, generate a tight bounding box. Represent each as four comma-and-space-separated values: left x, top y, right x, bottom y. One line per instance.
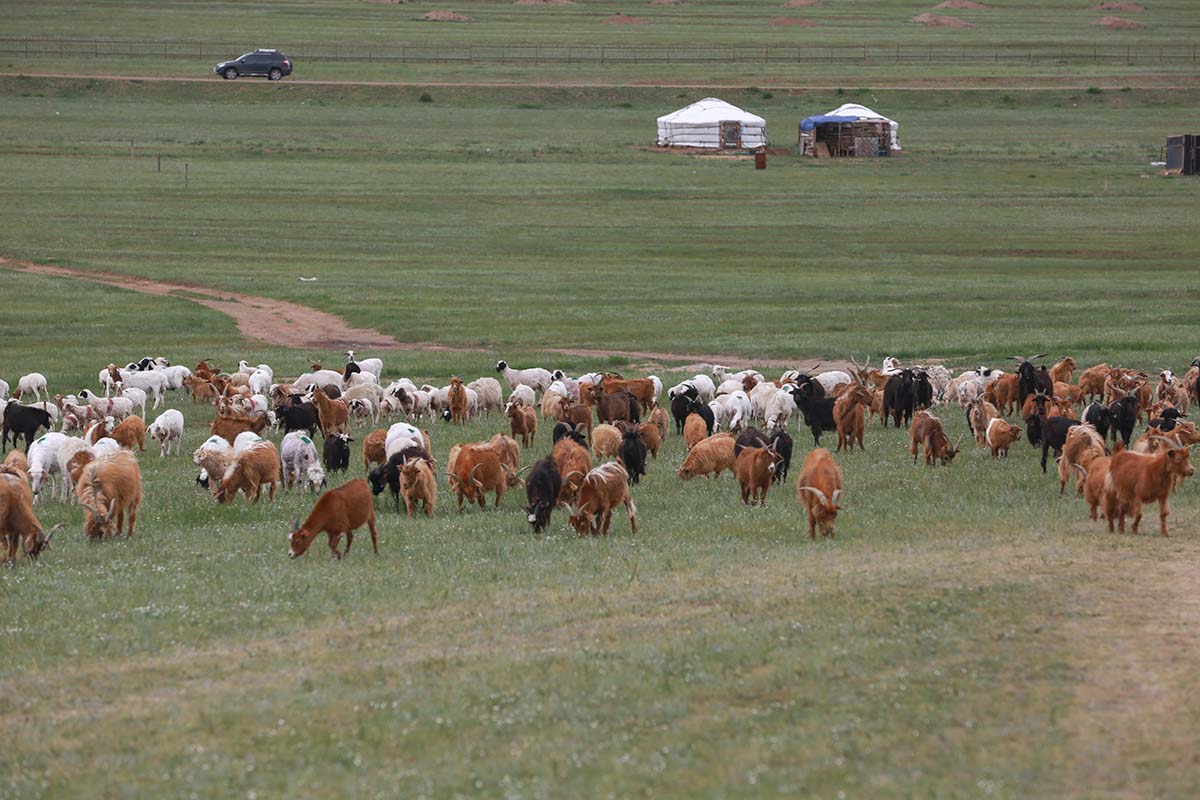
238, 52, 256, 61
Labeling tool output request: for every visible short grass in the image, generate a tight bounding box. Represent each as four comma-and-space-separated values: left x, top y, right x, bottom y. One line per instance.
3, 36, 1200, 797
2, 78, 1199, 367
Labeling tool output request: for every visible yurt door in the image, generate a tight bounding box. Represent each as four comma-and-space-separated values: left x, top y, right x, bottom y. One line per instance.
719, 121, 742, 148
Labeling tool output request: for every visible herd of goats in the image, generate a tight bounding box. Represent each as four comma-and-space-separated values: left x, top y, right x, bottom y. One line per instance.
0, 351, 1196, 563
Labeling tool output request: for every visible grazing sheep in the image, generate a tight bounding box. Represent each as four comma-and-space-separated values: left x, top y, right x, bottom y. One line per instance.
495, 360, 553, 393
14, 373, 48, 403
281, 432, 325, 492
467, 377, 504, 417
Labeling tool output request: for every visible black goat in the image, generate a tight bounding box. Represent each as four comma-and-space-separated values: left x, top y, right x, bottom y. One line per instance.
619, 430, 648, 485
690, 399, 715, 436
1082, 401, 1113, 441
1148, 408, 1186, 432
1040, 417, 1081, 473
323, 433, 352, 472
1108, 393, 1140, 447
1011, 354, 1050, 405
913, 370, 933, 410
524, 458, 562, 533
2, 402, 52, 453
768, 430, 793, 484
882, 370, 915, 429
276, 402, 319, 438
793, 383, 836, 446
670, 394, 692, 434
368, 446, 430, 511
1023, 393, 1050, 448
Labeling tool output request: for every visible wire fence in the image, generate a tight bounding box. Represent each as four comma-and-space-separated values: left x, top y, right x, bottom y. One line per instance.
1, 37, 1198, 66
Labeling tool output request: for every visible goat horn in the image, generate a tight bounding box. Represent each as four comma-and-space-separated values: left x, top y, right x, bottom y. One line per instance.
798, 485, 830, 505
831, 489, 843, 505
45, 523, 63, 543
1072, 464, 1089, 479
562, 470, 586, 483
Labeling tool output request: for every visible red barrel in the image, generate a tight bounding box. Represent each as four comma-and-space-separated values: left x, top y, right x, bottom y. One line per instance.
754, 150, 767, 170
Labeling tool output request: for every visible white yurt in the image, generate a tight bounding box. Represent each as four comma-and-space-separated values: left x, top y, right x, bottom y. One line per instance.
655, 98, 768, 149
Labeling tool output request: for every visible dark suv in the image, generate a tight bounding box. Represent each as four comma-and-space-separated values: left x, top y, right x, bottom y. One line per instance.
213, 49, 293, 81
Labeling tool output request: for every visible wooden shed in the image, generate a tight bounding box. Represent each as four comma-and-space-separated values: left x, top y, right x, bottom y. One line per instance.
798, 104, 901, 158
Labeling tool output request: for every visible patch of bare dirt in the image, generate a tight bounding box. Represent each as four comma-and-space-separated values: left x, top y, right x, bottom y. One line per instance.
769, 16, 818, 26
1094, 1, 1145, 10
421, 9, 473, 21
1095, 14, 1146, 28
515, 0, 573, 5
602, 13, 650, 24
934, 0, 988, 8
784, 0, 821, 6
912, 12, 974, 27
648, 0, 685, 5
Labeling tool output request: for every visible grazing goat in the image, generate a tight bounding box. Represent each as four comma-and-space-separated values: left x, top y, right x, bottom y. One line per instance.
619, 429, 648, 485
967, 398, 1001, 447
1058, 424, 1106, 496
147, 409, 184, 457
591, 424, 623, 461
649, 407, 669, 441
450, 444, 515, 512
214, 441, 281, 505
552, 434, 592, 507
677, 433, 736, 480
735, 445, 777, 506
909, 411, 960, 466
636, 422, 661, 459
1108, 391, 1140, 447
524, 458, 562, 532
0, 473, 60, 562
568, 462, 637, 536
312, 390, 349, 437
833, 383, 872, 452
76, 451, 143, 538
1103, 439, 1194, 536
682, 413, 708, 451
281, 432, 325, 492
288, 478, 378, 559
796, 448, 844, 540
447, 376, 469, 424
362, 428, 388, 472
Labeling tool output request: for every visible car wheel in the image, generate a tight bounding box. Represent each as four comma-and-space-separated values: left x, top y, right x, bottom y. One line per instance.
268, 68, 283, 81
223, 67, 238, 80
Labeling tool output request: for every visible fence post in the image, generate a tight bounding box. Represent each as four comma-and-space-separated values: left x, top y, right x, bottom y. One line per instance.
601, 46, 605, 65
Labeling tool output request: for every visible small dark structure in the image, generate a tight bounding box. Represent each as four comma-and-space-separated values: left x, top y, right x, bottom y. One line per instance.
1165, 135, 1199, 175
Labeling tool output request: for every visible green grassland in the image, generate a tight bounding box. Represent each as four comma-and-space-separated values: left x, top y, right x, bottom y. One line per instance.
3, 0, 1200, 793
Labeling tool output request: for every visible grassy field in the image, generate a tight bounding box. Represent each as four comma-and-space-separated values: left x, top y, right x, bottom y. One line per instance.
3, 0, 1200, 795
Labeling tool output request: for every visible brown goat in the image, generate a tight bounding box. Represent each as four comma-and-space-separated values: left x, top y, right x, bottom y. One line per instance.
507, 401, 537, 448
568, 462, 637, 536
288, 478, 378, 559
1081, 453, 1114, 521
400, 459, 437, 518
796, 448, 844, 540
214, 443, 282, 505
76, 451, 143, 539
111, 415, 146, 452
451, 445, 514, 511
0, 473, 60, 562
833, 384, 872, 452
1, 450, 29, 481
735, 445, 777, 506
967, 398, 1001, 447
486, 433, 521, 475
649, 407, 669, 441
1103, 439, 1194, 536
1076, 363, 1111, 403
1049, 357, 1076, 385
677, 433, 736, 480
683, 413, 708, 450
552, 436, 592, 507
637, 422, 661, 459
1058, 424, 1106, 496
210, 410, 268, 442
591, 424, 623, 461
447, 376, 469, 424
312, 390, 350, 437
985, 417, 1022, 459
987, 374, 1020, 417
362, 428, 388, 472
563, 404, 593, 439
909, 411, 960, 466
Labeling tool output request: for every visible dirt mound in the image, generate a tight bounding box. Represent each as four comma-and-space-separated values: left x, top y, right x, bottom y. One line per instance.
602, 13, 650, 23
421, 9, 472, 21
1094, 1, 1145, 10
1095, 14, 1146, 28
912, 12, 974, 27
769, 16, 818, 26
933, 0, 988, 8
783, 0, 821, 6
515, 0, 573, 5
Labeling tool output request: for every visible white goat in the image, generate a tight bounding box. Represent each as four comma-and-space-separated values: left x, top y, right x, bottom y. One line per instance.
764, 388, 798, 434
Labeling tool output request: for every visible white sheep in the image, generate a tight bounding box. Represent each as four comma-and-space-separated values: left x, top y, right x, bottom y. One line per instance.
385, 421, 426, 458
118, 386, 148, 418
110, 368, 168, 408
715, 379, 743, 397
28, 432, 69, 501
147, 409, 184, 457
647, 376, 663, 407
345, 352, 384, 379
15, 373, 47, 402
233, 431, 269, 454
748, 382, 779, 423
345, 371, 380, 388
348, 397, 378, 426
495, 360, 552, 393
815, 371, 852, 395
248, 369, 272, 396
0, 378, 8, 398
713, 391, 751, 433
467, 377, 504, 416
281, 431, 325, 492
77, 390, 134, 420
292, 370, 344, 392
707, 399, 728, 431
56, 437, 93, 501
687, 375, 716, 403
505, 384, 536, 412
92, 437, 121, 457
764, 388, 798, 434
